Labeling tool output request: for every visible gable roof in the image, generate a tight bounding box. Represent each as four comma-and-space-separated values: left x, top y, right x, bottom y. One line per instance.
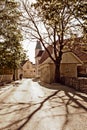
35, 50, 44, 58
21, 60, 28, 66
39, 45, 53, 64
21, 60, 32, 67
61, 51, 82, 64
72, 49, 87, 62
39, 37, 87, 64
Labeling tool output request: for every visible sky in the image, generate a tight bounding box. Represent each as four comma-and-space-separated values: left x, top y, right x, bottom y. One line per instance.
21, 0, 36, 64
22, 39, 36, 64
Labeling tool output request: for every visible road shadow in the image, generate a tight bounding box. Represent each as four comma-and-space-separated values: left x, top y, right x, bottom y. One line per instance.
0, 91, 59, 130
0, 81, 87, 130
39, 81, 87, 130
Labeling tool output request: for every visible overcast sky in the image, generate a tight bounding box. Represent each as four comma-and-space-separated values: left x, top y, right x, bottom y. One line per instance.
22, 39, 36, 64
21, 0, 36, 64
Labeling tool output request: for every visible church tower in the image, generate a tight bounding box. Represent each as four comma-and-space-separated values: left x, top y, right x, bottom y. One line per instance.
35, 40, 43, 77
35, 40, 42, 58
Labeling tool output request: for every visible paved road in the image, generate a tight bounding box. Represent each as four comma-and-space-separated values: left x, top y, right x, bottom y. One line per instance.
0, 79, 87, 130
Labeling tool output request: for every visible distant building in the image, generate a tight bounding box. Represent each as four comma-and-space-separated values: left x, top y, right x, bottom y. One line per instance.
0, 59, 36, 83
20, 60, 36, 78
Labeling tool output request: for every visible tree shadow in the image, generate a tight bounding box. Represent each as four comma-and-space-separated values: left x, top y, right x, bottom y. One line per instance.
0, 82, 87, 130
0, 90, 59, 130
39, 82, 87, 130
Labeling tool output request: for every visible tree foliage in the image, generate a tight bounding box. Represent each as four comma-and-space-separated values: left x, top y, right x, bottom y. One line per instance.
0, 0, 26, 71
21, 0, 87, 82
74, 0, 87, 33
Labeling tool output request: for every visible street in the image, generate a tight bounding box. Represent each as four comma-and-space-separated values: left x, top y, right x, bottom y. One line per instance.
0, 79, 87, 130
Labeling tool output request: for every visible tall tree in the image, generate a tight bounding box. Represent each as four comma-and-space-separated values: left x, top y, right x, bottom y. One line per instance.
21, 0, 87, 82
65, 0, 87, 35
0, 0, 26, 80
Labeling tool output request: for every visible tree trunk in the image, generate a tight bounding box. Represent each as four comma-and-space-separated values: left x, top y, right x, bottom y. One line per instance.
54, 63, 61, 83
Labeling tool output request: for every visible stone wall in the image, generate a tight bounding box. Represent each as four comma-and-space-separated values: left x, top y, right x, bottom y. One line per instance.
61, 77, 87, 93
0, 75, 13, 84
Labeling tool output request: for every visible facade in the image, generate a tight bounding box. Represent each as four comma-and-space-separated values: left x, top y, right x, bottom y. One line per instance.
73, 49, 87, 77
21, 60, 36, 78
0, 59, 36, 83
37, 37, 87, 83
39, 51, 82, 83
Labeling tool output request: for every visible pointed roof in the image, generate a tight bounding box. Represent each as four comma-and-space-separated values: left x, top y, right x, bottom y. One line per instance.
72, 49, 87, 62
20, 59, 32, 67
38, 37, 87, 64
35, 50, 44, 58
39, 45, 53, 64
20, 60, 28, 66
35, 40, 42, 49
